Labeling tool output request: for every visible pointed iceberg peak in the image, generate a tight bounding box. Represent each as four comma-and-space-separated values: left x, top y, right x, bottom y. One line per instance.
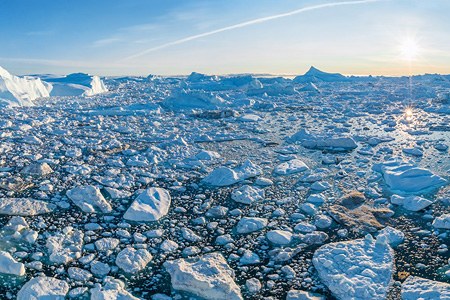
305, 66, 322, 74
294, 66, 347, 83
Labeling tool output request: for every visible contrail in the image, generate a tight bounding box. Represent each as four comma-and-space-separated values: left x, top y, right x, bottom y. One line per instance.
124, 0, 380, 60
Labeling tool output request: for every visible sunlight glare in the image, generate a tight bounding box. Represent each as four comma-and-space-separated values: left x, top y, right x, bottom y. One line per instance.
399, 38, 420, 61
405, 107, 414, 121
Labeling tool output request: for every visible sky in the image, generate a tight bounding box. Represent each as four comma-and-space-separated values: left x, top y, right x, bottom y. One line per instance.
0, 0, 449, 76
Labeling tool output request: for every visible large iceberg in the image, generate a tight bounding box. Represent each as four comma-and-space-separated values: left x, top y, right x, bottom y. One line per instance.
0, 66, 50, 107
293, 66, 348, 83
42, 72, 108, 96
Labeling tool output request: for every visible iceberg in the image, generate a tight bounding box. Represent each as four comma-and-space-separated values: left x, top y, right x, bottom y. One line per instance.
42, 72, 107, 96
0, 66, 50, 107
293, 66, 348, 83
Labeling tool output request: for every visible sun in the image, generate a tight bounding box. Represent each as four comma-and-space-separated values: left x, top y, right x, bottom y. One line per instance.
405, 107, 414, 121
399, 38, 420, 61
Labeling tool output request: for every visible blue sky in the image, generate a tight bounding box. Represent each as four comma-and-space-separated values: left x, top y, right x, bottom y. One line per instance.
1, 0, 449, 76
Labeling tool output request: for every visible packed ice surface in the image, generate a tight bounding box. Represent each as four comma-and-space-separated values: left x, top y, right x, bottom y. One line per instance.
0, 68, 449, 299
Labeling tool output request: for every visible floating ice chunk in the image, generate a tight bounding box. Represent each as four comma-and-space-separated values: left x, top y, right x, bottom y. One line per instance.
377, 226, 405, 247
266, 230, 293, 245
255, 177, 273, 186
286, 289, 326, 300
312, 235, 394, 300
0, 251, 25, 276
432, 214, 450, 229
68, 267, 92, 281
402, 147, 423, 157
164, 252, 243, 300
303, 137, 357, 151
246, 278, 262, 294
90, 276, 139, 300
95, 238, 120, 251
0, 216, 38, 244
390, 195, 433, 211
116, 247, 152, 274
0, 198, 55, 216
231, 185, 264, 205
17, 276, 69, 300
46, 227, 84, 264
202, 160, 262, 187
195, 150, 221, 160
202, 167, 240, 187
66, 185, 112, 213
380, 165, 447, 194
234, 159, 263, 180
21, 162, 53, 176
236, 217, 268, 234
274, 159, 309, 175
239, 250, 261, 265
160, 240, 179, 252
123, 187, 171, 222
401, 276, 450, 299
239, 114, 261, 122
311, 181, 331, 191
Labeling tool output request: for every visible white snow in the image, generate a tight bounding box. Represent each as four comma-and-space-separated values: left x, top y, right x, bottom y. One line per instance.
312, 234, 394, 300
164, 252, 243, 300
0, 66, 50, 107
123, 187, 171, 222
17, 276, 69, 300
